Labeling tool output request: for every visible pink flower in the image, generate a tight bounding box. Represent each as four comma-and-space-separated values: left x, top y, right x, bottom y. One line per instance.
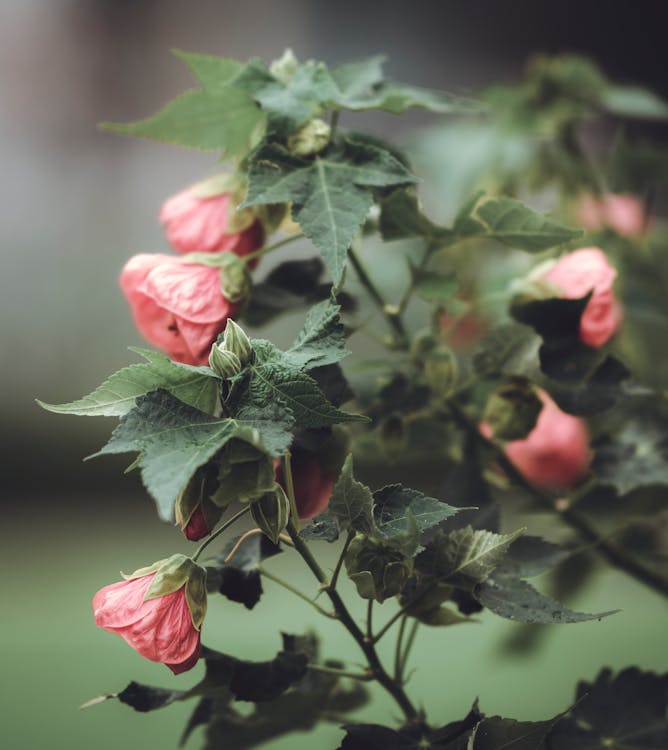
276, 448, 335, 520
577, 193, 647, 237
160, 187, 264, 256
482, 390, 591, 491
120, 253, 237, 365
92, 556, 207, 674
542, 247, 622, 348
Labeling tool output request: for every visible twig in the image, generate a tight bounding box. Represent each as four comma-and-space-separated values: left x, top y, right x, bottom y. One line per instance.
257, 565, 337, 619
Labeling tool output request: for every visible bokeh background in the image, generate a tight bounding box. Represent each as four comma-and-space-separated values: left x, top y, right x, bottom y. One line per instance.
3, 1, 668, 749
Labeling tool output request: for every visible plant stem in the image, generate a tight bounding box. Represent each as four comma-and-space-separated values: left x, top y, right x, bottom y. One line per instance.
243, 232, 305, 263
285, 518, 421, 724
330, 529, 354, 590
347, 244, 409, 348
192, 505, 251, 562
366, 600, 374, 640
282, 451, 301, 532
373, 601, 415, 644
257, 565, 337, 619
394, 615, 408, 681
399, 619, 420, 683
307, 663, 373, 682
447, 400, 668, 599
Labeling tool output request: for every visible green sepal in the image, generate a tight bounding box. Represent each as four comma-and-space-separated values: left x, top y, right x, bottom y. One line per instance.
208, 347, 242, 380
137, 554, 208, 630
250, 486, 291, 544
482, 378, 543, 441
214, 441, 276, 505
222, 319, 253, 367
344, 533, 414, 603
174, 467, 222, 531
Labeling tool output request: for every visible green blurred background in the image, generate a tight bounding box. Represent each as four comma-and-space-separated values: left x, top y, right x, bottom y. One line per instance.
3, 1, 667, 748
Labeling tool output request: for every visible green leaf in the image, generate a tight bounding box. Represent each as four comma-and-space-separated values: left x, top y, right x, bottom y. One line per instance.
416, 526, 524, 590
472, 716, 558, 749
173, 50, 245, 93
372, 484, 461, 541
378, 187, 445, 241
243, 141, 417, 285
287, 299, 349, 369
502, 535, 572, 578
237, 341, 365, 429
329, 454, 375, 534
474, 575, 617, 624
37, 348, 219, 417
345, 532, 414, 602
473, 324, 541, 379
101, 87, 265, 156
592, 415, 668, 496
549, 667, 668, 750
338, 81, 477, 115
299, 510, 340, 543
603, 85, 668, 121
330, 55, 386, 100
91, 390, 293, 521
459, 196, 583, 251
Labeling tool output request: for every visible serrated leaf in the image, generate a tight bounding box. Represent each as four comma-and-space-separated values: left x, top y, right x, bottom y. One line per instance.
173, 50, 245, 93
287, 299, 349, 369
417, 526, 523, 589
37, 348, 218, 417
300, 510, 340, 542
549, 667, 668, 750
592, 415, 668, 496
459, 196, 582, 251
474, 575, 617, 624
243, 141, 416, 284
329, 454, 375, 533
502, 535, 572, 578
91, 390, 293, 521
101, 87, 265, 156
472, 716, 557, 749
330, 55, 386, 99
373, 484, 461, 541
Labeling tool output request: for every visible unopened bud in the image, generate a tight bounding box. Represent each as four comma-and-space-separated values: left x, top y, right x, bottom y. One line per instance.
250, 486, 291, 544
424, 346, 458, 399
483, 379, 543, 441
209, 345, 242, 379
270, 48, 299, 84
218, 253, 251, 303
222, 319, 253, 367
287, 118, 331, 157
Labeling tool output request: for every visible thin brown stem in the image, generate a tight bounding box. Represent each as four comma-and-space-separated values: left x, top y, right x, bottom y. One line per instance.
285, 519, 421, 724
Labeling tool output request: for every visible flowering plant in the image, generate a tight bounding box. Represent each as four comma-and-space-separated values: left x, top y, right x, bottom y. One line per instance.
41, 50, 668, 748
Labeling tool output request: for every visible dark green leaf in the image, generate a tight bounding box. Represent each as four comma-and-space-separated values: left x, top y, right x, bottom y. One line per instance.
101, 88, 264, 156
474, 575, 617, 624
472, 715, 557, 749
92, 390, 293, 521
288, 299, 349, 369
502, 536, 572, 578
37, 348, 219, 417
243, 141, 417, 285
300, 510, 340, 542
206, 533, 282, 609
329, 454, 375, 533
473, 324, 541, 380
373, 484, 461, 541
549, 667, 668, 750
592, 415, 668, 496
117, 682, 187, 713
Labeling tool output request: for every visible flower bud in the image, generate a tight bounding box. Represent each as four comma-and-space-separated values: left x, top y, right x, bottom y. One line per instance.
209, 345, 242, 379
270, 48, 299, 84
218, 252, 252, 304
222, 319, 253, 367
175, 468, 223, 541
482, 379, 543, 441
215, 441, 276, 505
344, 534, 413, 603
287, 118, 332, 157
424, 345, 458, 399
250, 485, 291, 544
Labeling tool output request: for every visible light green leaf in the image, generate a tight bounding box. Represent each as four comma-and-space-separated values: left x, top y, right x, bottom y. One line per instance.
329, 454, 375, 534
603, 85, 668, 121
330, 55, 386, 100
458, 195, 583, 251
379, 188, 446, 241
411, 268, 459, 304
91, 390, 293, 521
37, 348, 219, 417
373, 485, 462, 541
243, 141, 416, 284
287, 299, 349, 369
101, 87, 265, 156
417, 526, 524, 589
173, 50, 245, 93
